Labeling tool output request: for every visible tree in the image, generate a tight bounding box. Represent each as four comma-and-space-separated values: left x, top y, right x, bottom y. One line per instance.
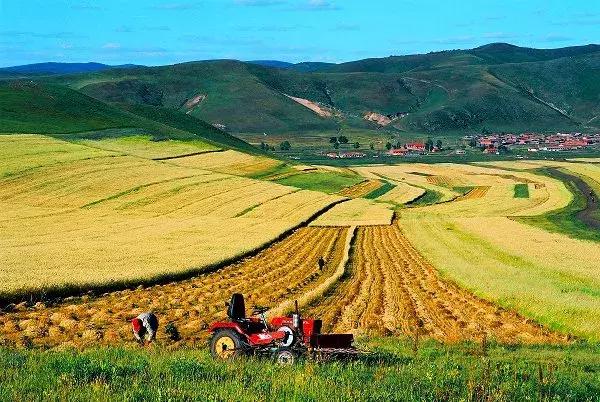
329, 137, 338, 144
333, 142, 340, 149
468, 138, 477, 148
279, 141, 291, 151
385, 142, 392, 150
260, 142, 268, 150
338, 135, 349, 144
436, 139, 443, 150
353, 142, 360, 149
425, 138, 434, 152
369, 142, 375, 150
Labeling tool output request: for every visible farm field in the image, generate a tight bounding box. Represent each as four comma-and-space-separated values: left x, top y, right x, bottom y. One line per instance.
0, 135, 342, 298
401, 216, 600, 340
305, 222, 565, 344
0, 227, 347, 348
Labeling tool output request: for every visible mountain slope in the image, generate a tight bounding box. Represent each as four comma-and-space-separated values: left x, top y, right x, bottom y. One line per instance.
16, 43, 600, 135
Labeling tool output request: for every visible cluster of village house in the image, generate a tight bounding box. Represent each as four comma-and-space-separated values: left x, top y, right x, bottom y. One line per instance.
467, 132, 599, 154
324, 132, 599, 159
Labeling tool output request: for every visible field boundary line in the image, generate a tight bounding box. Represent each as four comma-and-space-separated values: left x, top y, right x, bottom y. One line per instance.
152, 149, 225, 161
267, 225, 357, 317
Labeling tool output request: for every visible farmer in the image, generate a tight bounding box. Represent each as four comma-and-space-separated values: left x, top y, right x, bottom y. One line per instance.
318, 256, 326, 271
131, 312, 159, 345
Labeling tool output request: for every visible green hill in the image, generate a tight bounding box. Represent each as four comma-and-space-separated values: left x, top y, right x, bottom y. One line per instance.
5, 43, 599, 137
0, 80, 263, 154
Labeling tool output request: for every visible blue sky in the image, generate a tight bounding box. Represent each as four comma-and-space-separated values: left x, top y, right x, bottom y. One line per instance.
0, 0, 598, 67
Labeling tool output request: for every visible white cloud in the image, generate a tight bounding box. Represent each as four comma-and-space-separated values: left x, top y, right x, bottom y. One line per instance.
102, 42, 121, 49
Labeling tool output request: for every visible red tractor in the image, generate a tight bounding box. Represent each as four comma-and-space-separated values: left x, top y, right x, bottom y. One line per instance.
208, 293, 359, 364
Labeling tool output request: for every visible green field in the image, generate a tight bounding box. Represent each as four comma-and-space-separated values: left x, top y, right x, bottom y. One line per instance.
514, 183, 530, 198
274, 171, 364, 194
1, 340, 599, 401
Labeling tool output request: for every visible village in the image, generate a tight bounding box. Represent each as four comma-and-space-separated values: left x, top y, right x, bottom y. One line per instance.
324, 131, 600, 159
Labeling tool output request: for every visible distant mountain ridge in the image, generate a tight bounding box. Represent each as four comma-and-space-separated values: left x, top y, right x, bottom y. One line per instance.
0, 62, 143, 75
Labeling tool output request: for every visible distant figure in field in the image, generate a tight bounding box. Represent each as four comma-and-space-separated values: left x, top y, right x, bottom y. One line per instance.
318, 256, 326, 271
131, 312, 159, 345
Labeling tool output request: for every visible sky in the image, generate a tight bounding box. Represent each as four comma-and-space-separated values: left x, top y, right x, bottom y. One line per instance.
0, 0, 598, 67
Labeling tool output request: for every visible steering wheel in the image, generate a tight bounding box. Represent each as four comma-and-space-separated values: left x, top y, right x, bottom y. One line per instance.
251, 305, 269, 315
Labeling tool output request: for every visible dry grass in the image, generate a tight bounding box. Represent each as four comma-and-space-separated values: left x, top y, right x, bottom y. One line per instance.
376, 181, 426, 205
309, 199, 394, 227
0, 135, 339, 296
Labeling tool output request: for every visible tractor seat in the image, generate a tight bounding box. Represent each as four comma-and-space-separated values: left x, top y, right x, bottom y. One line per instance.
227, 293, 267, 333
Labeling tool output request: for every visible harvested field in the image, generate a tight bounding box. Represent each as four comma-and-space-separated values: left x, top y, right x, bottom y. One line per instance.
337, 179, 382, 198
455, 186, 490, 201
306, 223, 567, 344
0, 227, 348, 348
309, 199, 394, 227
402, 216, 600, 340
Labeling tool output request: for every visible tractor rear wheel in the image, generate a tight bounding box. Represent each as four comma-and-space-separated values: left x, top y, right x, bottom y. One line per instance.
210, 329, 245, 360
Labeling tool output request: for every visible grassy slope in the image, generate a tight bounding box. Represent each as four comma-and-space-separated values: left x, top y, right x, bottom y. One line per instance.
0, 80, 266, 156
1, 340, 598, 401
54, 61, 338, 134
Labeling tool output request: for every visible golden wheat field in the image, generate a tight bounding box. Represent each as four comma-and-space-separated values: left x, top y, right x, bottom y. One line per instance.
77, 135, 220, 159
309, 198, 394, 227
165, 149, 283, 176
0, 135, 340, 296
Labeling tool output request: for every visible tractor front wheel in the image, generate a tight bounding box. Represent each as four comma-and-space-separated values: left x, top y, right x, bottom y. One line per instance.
210, 329, 245, 360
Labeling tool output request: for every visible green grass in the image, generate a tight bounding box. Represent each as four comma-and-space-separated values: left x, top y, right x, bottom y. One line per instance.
514, 183, 530, 198
1, 339, 599, 401
514, 169, 600, 242
364, 181, 395, 199
406, 189, 444, 207
274, 171, 363, 194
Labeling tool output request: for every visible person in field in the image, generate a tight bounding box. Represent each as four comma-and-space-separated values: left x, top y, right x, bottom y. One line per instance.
131, 312, 159, 345
318, 256, 326, 271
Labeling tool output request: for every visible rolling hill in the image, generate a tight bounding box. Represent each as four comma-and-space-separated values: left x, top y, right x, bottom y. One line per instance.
1, 43, 598, 137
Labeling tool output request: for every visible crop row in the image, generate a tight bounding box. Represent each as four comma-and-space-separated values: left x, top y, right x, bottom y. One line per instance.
306, 223, 567, 344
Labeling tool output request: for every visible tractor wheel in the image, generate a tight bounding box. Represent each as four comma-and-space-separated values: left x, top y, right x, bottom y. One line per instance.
210, 329, 244, 360
277, 325, 296, 347
274, 347, 297, 365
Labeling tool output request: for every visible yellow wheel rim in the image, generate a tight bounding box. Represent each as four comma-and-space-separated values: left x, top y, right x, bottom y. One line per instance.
215, 336, 236, 359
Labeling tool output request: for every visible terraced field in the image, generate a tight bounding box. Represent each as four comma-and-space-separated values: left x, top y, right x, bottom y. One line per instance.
0, 227, 347, 348
306, 223, 566, 344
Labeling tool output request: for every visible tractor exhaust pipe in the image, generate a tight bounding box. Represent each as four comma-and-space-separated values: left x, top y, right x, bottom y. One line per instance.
292, 300, 300, 330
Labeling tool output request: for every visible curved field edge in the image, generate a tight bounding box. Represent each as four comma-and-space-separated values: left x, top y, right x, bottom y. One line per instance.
513, 167, 600, 242
1, 340, 599, 401
400, 216, 600, 341
0, 198, 347, 308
